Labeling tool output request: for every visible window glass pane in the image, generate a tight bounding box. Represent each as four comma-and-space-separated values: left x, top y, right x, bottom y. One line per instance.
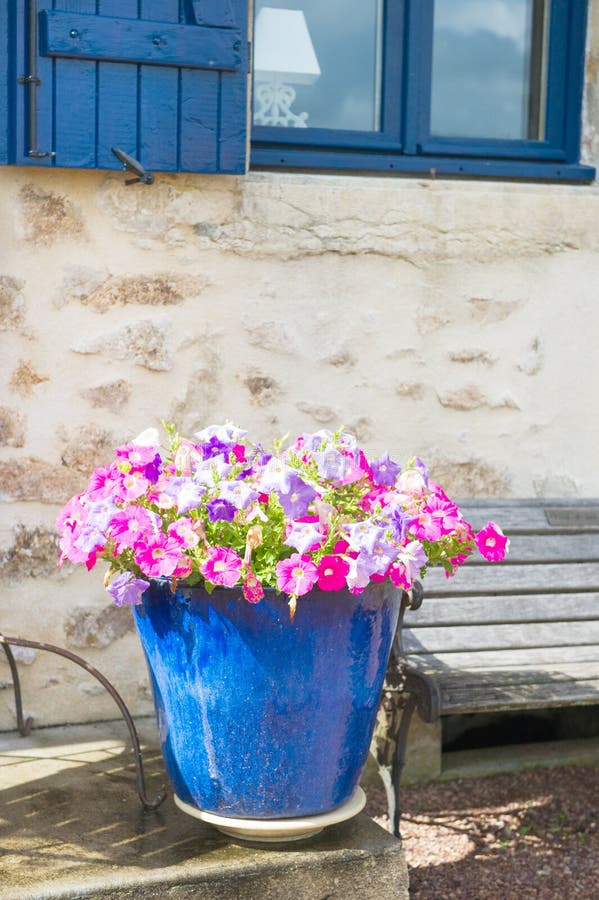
253, 1, 383, 132
431, 0, 549, 140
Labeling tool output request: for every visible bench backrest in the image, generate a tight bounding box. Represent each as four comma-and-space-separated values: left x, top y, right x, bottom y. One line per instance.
403, 499, 599, 674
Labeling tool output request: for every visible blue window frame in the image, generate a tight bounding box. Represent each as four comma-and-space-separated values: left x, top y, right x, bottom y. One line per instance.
251, 0, 595, 181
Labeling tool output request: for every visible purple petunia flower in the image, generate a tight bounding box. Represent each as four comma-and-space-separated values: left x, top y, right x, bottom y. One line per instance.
343, 519, 384, 553
278, 474, 318, 519
206, 498, 237, 523
370, 452, 401, 487
284, 520, 326, 555
313, 448, 349, 481
378, 507, 410, 542
106, 572, 150, 607
218, 480, 259, 510
175, 481, 206, 514
259, 457, 296, 494
143, 454, 162, 483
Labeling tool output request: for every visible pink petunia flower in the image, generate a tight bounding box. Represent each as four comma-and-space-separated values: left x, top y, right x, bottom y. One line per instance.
243, 569, 265, 604
200, 546, 243, 587
168, 518, 200, 549
275, 553, 318, 597
109, 507, 161, 553
85, 463, 121, 500
114, 470, 150, 503
317, 555, 350, 591
475, 522, 509, 562
134, 534, 187, 578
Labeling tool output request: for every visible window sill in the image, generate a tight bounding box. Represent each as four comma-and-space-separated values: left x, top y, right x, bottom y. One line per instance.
251, 146, 596, 184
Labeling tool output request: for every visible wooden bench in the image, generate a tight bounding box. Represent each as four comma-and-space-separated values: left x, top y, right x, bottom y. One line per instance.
378, 498, 599, 836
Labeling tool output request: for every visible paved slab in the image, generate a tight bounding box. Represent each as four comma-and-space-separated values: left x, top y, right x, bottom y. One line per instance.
0, 719, 408, 899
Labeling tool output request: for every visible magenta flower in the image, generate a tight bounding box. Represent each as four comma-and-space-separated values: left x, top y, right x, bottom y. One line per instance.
410, 495, 461, 541
134, 534, 187, 578
243, 570, 264, 604
476, 522, 509, 561
388, 562, 411, 590
276, 553, 318, 596
200, 546, 243, 587
317, 555, 350, 591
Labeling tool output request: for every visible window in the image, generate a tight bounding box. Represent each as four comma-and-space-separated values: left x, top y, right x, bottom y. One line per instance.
251, 0, 594, 181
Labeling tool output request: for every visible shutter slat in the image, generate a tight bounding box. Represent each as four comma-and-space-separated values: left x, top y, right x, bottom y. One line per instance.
180, 68, 219, 173
139, 1, 179, 171
96, 0, 139, 170
40, 10, 242, 71
219, 0, 249, 173
54, 0, 97, 168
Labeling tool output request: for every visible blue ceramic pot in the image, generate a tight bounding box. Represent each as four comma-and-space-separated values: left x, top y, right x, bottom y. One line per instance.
133, 579, 401, 819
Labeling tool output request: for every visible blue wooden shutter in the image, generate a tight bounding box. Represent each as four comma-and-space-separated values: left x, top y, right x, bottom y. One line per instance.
1, 0, 250, 174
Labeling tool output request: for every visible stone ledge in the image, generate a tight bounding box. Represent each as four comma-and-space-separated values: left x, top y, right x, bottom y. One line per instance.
0, 720, 408, 900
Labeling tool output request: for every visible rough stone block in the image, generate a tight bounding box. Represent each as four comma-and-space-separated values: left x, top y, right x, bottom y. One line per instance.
60, 426, 117, 474
61, 268, 210, 313
0, 458, 85, 504
0, 525, 60, 582
427, 456, 510, 497
0, 276, 25, 331
82, 379, 131, 412
9, 361, 49, 396
0, 407, 26, 447
19, 184, 87, 245
71, 318, 173, 371
64, 604, 135, 649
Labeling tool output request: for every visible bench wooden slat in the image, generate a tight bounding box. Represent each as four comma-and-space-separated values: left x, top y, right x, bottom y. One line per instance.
422, 561, 599, 596
418, 662, 599, 687
404, 593, 599, 627
466, 533, 599, 564
407, 644, 599, 670
457, 500, 599, 533
403, 620, 599, 654
438, 680, 599, 714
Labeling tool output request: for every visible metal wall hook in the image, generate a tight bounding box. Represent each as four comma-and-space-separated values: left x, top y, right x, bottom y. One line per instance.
111, 147, 155, 185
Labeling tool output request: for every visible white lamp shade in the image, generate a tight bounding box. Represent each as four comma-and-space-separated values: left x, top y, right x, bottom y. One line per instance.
254, 7, 321, 85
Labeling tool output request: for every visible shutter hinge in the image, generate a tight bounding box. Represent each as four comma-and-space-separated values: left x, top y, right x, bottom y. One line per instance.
20, 0, 56, 159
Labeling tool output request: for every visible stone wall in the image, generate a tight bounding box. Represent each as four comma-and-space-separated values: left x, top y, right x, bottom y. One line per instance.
1, 7, 599, 731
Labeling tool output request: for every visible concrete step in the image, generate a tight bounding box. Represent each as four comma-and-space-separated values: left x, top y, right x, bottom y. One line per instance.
440, 734, 599, 781
0, 718, 408, 900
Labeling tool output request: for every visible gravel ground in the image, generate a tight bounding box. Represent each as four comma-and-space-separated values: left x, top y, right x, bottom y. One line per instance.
363, 766, 599, 899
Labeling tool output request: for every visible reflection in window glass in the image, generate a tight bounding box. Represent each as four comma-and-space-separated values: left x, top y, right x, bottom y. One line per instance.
253, 1, 383, 132
431, 0, 549, 140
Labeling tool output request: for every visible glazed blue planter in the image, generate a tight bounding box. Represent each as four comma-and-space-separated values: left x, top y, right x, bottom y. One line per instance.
133, 580, 401, 820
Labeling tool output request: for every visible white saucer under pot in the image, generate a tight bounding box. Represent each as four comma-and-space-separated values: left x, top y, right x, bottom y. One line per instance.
174, 787, 367, 843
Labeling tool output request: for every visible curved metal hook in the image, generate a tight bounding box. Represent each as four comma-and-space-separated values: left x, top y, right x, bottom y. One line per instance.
0, 633, 167, 811
0, 635, 33, 736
